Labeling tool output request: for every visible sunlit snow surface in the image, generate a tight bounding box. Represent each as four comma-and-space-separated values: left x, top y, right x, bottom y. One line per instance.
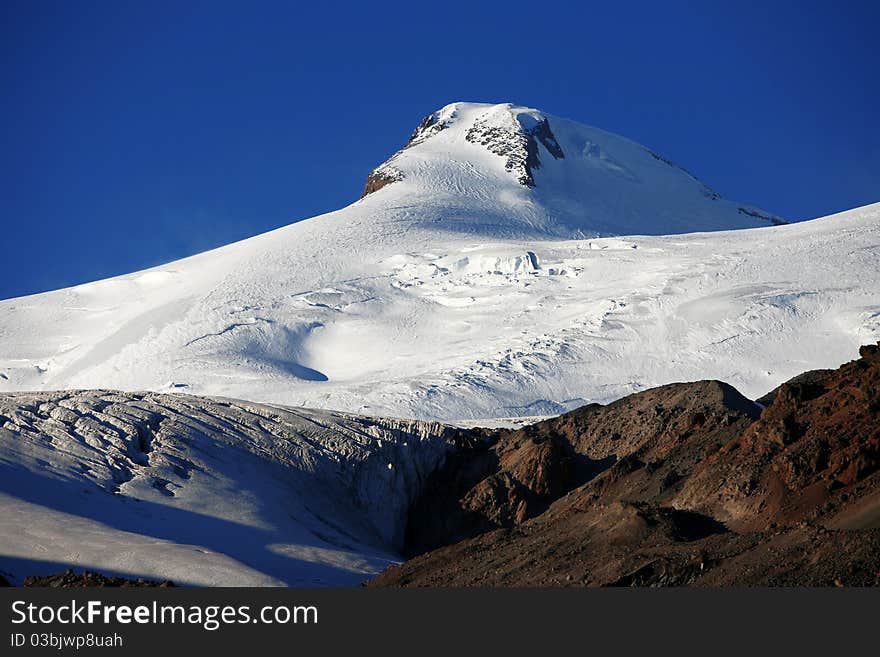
2, 102, 876, 420
1, 102, 878, 585
1, 201, 876, 420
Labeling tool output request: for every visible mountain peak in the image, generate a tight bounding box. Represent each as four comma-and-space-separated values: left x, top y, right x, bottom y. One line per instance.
363, 102, 563, 196
461, 103, 565, 187
361, 102, 785, 236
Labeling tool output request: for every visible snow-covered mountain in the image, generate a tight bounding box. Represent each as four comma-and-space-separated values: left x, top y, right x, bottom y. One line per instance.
1, 101, 878, 586
360, 102, 784, 236
0, 102, 876, 423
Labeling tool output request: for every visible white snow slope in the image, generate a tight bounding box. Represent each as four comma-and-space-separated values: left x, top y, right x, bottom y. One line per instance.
1, 102, 876, 421
0, 101, 878, 585
0, 390, 457, 585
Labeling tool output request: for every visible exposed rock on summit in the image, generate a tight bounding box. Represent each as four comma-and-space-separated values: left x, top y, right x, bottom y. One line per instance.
355, 101, 785, 235
361, 103, 566, 196
464, 111, 565, 187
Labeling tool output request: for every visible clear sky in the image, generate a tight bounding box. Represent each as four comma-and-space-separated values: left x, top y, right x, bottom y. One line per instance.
1, 0, 877, 299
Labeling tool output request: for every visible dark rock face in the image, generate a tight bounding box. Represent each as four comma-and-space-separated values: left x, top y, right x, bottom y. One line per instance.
404, 428, 574, 556
676, 341, 880, 531
404, 111, 449, 147
19, 569, 175, 588
737, 206, 788, 226
756, 368, 835, 406
360, 110, 451, 199
646, 148, 723, 202
464, 114, 564, 187
403, 379, 759, 557
370, 343, 880, 587
360, 168, 402, 198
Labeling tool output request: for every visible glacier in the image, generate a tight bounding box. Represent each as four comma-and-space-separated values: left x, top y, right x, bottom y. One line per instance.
1, 102, 875, 422
0, 101, 878, 585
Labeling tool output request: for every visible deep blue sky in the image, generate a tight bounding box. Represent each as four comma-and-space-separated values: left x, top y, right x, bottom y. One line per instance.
1, 1, 877, 299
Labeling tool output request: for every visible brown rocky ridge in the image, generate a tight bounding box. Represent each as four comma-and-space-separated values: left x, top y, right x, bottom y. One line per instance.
359, 110, 447, 199
369, 342, 880, 586
361, 168, 402, 198
0, 569, 175, 588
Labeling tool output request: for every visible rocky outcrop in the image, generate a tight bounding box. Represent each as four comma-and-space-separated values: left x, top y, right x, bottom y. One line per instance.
404, 111, 450, 147
464, 113, 564, 187
21, 569, 175, 588
675, 342, 880, 532
361, 168, 402, 198
370, 343, 880, 586
737, 206, 788, 226
756, 367, 834, 406
360, 110, 452, 199
403, 380, 758, 556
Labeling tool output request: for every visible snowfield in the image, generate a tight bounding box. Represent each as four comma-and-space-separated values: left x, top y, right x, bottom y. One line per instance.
0, 390, 457, 585
1, 102, 875, 421
0, 101, 878, 585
